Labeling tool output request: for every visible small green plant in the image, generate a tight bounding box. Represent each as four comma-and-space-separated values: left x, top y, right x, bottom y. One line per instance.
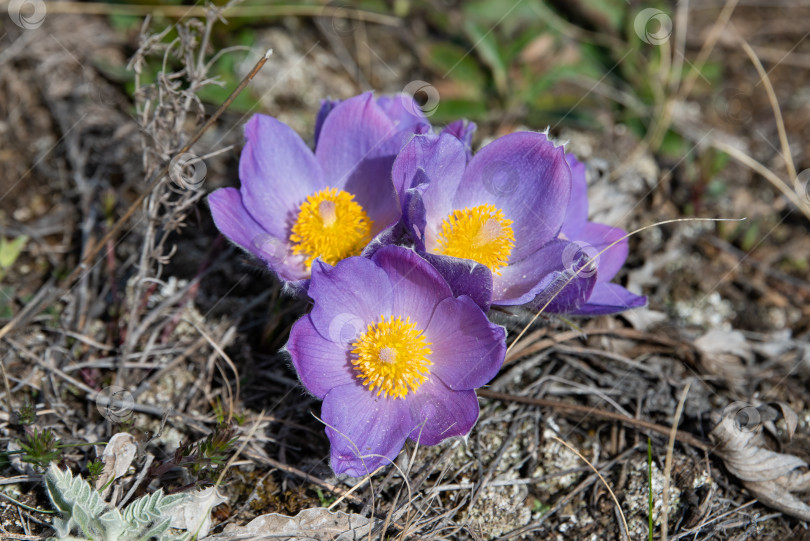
86, 459, 104, 487
149, 424, 238, 486
19, 428, 63, 469
531, 499, 551, 514
190, 424, 238, 476
16, 398, 37, 426
316, 488, 336, 507
45, 464, 186, 541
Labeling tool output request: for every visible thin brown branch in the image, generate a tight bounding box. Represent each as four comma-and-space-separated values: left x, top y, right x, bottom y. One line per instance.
477, 389, 712, 451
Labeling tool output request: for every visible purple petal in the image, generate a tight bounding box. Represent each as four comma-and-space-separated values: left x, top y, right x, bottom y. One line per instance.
343, 156, 402, 236
560, 153, 588, 239
323, 383, 412, 477
375, 93, 430, 133
396, 133, 469, 252
315, 92, 396, 184
371, 246, 452, 327
495, 239, 596, 309
441, 119, 477, 159
406, 379, 480, 446
572, 283, 647, 316
424, 296, 505, 390
402, 182, 429, 249
208, 188, 308, 281
239, 114, 324, 238
315, 93, 403, 233
286, 315, 355, 399
394, 134, 468, 250
454, 132, 571, 261
308, 258, 393, 343
575, 222, 629, 283
420, 253, 493, 311
393, 133, 467, 205
313, 98, 340, 148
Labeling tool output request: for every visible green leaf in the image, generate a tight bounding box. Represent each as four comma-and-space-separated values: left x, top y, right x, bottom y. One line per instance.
0, 235, 27, 281
423, 43, 487, 93
578, 0, 628, 34
658, 129, 688, 158
135, 517, 172, 541
46, 464, 73, 515
99, 508, 126, 540
462, 21, 508, 97
430, 98, 488, 123
72, 504, 92, 538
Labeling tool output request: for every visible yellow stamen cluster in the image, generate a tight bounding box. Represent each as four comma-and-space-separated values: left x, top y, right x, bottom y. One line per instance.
351, 315, 433, 399
435, 204, 515, 274
289, 188, 372, 268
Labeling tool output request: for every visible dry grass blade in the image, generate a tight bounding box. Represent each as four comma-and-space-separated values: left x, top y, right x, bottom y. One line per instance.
734, 30, 797, 184
29, 1, 403, 26
661, 381, 692, 541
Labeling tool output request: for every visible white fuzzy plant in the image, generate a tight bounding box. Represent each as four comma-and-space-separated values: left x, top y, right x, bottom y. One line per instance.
45, 464, 187, 541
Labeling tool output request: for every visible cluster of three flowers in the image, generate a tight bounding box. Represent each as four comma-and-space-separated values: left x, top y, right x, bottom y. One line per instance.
208, 92, 645, 476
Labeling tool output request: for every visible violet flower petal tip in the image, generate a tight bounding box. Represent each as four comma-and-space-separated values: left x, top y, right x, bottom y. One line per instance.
208, 187, 308, 282
425, 295, 506, 390
407, 382, 480, 446
323, 384, 412, 477
572, 283, 647, 316
238, 113, 324, 238
491, 239, 595, 309
573, 222, 629, 283
375, 92, 430, 131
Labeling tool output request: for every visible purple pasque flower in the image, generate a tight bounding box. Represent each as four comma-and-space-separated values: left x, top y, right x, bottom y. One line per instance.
314, 93, 430, 147
208, 92, 424, 291
393, 131, 597, 312
315, 94, 477, 158
285, 245, 506, 477
554, 154, 647, 315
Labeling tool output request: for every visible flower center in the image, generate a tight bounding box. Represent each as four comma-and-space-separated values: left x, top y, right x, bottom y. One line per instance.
351, 316, 432, 399
289, 188, 373, 268
435, 204, 515, 274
